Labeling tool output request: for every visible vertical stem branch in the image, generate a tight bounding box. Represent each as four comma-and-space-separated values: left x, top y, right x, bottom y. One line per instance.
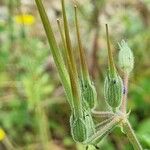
123, 120, 143, 150
121, 73, 129, 114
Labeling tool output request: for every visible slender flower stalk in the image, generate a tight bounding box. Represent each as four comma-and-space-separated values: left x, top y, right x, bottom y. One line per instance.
121, 73, 129, 114
123, 120, 143, 150
95, 116, 115, 130
83, 117, 120, 145
92, 110, 114, 118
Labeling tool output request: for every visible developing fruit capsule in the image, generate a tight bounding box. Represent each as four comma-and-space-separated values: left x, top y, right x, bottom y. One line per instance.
118, 40, 134, 74
104, 24, 123, 109
81, 80, 97, 109
70, 115, 87, 142
104, 73, 123, 108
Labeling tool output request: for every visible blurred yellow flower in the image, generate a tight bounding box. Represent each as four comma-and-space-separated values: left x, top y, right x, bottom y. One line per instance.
14, 14, 35, 25
0, 128, 6, 141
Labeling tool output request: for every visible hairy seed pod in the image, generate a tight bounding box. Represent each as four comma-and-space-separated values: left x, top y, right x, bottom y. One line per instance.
82, 100, 95, 136
118, 40, 134, 74
81, 80, 97, 109
83, 111, 95, 137
70, 115, 87, 142
104, 73, 123, 108
70, 102, 95, 143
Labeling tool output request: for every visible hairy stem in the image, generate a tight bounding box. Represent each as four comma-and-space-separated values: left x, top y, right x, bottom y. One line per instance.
123, 120, 143, 150
84, 116, 120, 144
121, 73, 129, 114
95, 116, 115, 130
92, 110, 114, 118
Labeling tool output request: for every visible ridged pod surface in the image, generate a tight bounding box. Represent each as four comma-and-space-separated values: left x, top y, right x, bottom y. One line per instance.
104, 73, 123, 108
118, 40, 134, 74
82, 100, 95, 137
70, 100, 95, 142
70, 115, 87, 142
81, 80, 97, 109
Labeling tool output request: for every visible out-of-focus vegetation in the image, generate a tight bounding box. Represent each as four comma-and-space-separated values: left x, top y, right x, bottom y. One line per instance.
0, 0, 150, 149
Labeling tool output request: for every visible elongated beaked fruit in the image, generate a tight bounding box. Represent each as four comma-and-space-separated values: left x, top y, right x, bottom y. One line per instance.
74, 6, 97, 109
104, 24, 123, 109
118, 40, 134, 74
104, 73, 123, 108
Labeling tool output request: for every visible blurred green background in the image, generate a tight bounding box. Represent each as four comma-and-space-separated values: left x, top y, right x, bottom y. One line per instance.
0, 0, 150, 149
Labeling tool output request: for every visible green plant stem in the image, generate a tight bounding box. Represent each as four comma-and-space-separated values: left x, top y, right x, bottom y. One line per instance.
123, 120, 143, 150
83, 117, 120, 144
34, 0, 73, 110
121, 73, 129, 114
92, 110, 114, 118
95, 116, 114, 130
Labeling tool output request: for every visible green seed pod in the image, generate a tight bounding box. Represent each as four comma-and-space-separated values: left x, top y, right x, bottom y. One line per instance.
104, 73, 123, 108
83, 111, 95, 137
81, 79, 97, 109
118, 40, 134, 74
70, 100, 95, 143
82, 100, 95, 136
70, 115, 87, 142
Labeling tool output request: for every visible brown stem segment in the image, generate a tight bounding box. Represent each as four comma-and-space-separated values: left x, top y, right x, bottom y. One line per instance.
105, 24, 116, 77
121, 73, 129, 114
61, 0, 82, 117
74, 6, 89, 81
57, 19, 68, 67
